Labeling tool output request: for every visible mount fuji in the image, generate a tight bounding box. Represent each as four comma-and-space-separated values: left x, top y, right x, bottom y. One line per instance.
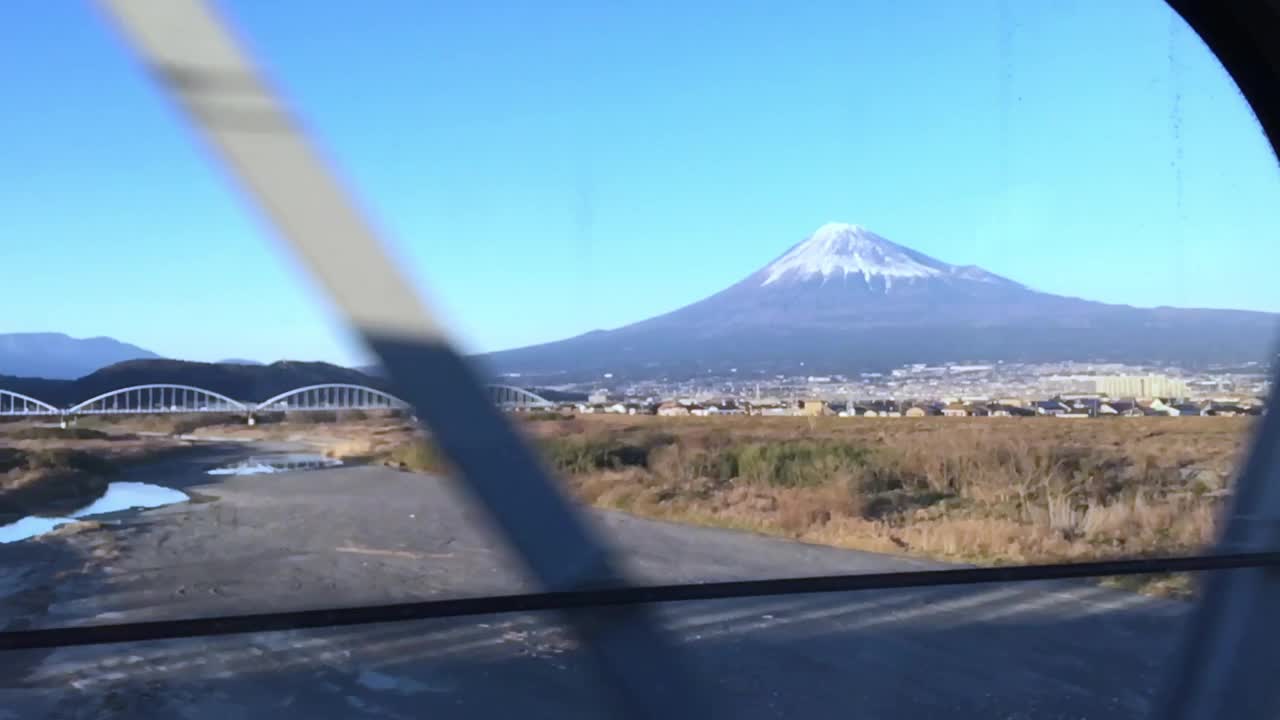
480, 223, 1276, 379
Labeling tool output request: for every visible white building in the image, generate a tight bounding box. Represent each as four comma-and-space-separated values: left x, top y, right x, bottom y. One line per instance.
1096, 374, 1189, 400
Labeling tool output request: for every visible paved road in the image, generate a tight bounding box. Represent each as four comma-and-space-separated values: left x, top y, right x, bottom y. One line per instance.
0, 448, 1190, 719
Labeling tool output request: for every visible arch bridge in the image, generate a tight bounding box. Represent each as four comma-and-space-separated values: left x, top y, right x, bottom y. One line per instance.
254, 383, 554, 413
0, 389, 60, 417
488, 384, 555, 410
0, 383, 553, 418
255, 384, 409, 413
65, 385, 249, 416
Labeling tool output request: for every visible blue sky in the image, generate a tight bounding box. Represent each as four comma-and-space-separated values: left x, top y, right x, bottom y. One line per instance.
2, 1, 1277, 365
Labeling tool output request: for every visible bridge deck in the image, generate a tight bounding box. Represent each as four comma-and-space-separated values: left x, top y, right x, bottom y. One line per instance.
0, 383, 553, 417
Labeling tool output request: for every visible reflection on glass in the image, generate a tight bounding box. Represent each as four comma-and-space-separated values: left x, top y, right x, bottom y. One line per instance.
0, 0, 1276, 717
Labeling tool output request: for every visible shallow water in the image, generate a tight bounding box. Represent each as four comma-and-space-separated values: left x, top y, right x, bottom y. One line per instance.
0, 481, 190, 544
0, 516, 78, 544
2, 454, 343, 543
206, 454, 342, 476
70, 482, 189, 518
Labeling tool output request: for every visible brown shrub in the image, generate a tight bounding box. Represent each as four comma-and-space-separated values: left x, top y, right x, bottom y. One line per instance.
382, 414, 1252, 594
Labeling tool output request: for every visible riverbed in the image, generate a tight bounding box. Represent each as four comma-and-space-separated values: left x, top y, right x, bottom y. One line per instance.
0, 441, 1187, 719
0, 446, 339, 544
0, 482, 188, 543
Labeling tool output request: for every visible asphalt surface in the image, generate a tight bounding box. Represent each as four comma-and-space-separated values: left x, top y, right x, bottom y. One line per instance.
0, 445, 1191, 719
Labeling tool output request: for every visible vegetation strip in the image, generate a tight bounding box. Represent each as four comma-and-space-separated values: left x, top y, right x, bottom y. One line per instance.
358, 415, 1248, 596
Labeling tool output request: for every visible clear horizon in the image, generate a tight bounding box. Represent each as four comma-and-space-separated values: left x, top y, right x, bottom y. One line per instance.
4, 2, 1278, 365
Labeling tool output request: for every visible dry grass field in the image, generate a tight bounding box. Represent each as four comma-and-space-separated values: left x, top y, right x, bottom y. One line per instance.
356, 414, 1255, 595
6, 412, 1255, 596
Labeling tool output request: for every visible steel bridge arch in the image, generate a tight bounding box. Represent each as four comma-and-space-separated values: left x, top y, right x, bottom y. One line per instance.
65, 384, 249, 415
0, 389, 60, 416
487, 384, 553, 408
254, 384, 409, 412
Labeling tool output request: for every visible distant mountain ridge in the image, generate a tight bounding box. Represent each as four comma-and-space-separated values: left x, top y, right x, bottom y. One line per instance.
0, 333, 161, 379
0, 359, 388, 407
9, 224, 1275, 388
478, 223, 1278, 379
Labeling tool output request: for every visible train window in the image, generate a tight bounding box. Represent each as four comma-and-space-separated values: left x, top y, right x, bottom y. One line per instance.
2, 2, 1276, 717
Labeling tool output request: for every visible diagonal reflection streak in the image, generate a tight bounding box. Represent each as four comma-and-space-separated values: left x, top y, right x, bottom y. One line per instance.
91, 1, 709, 717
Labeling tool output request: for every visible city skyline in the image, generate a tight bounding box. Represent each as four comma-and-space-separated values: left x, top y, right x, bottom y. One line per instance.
3, 1, 1279, 365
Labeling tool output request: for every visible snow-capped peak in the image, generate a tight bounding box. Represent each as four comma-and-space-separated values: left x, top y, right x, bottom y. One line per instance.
761, 223, 946, 286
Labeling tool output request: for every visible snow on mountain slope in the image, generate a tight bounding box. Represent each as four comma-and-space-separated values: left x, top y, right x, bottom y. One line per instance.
761, 223, 944, 285
758, 223, 1024, 291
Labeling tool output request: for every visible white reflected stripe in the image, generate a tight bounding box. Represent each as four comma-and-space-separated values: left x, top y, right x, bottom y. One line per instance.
680, 587, 1026, 645
967, 587, 1078, 624
37, 586, 1062, 690
1074, 590, 1160, 616
33, 594, 889, 683
95, 1, 443, 342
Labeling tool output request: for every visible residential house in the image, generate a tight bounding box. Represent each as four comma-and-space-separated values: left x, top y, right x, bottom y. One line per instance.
1207, 403, 1247, 417
797, 398, 831, 417
716, 400, 747, 416
656, 402, 689, 417
1136, 399, 1174, 416
1078, 398, 1128, 416
1171, 402, 1209, 417
1033, 400, 1071, 416
1106, 401, 1148, 417
1065, 399, 1096, 416
940, 403, 970, 417
867, 400, 900, 416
